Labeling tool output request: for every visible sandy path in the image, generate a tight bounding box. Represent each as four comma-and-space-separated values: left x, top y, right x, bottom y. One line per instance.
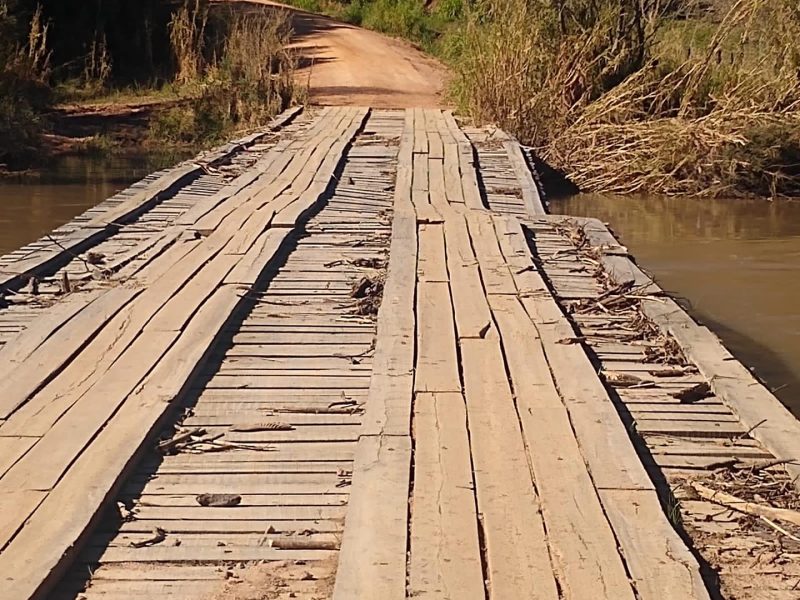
245, 1, 447, 107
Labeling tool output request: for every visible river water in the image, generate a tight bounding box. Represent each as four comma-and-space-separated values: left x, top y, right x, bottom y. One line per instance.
0, 160, 798, 414
0, 154, 183, 255
552, 194, 800, 415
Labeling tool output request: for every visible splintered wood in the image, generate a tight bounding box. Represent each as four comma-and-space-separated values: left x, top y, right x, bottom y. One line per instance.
1, 106, 788, 600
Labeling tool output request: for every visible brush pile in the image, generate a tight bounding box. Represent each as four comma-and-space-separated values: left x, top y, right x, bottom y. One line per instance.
453, 0, 800, 197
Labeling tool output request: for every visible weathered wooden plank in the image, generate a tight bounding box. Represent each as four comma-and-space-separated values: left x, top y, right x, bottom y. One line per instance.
443, 214, 492, 339
2, 110, 360, 441
634, 420, 745, 437
505, 220, 656, 492
94, 546, 335, 563
142, 461, 352, 476
0, 290, 102, 365
361, 209, 416, 436
489, 293, 636, 599
206, 375, 371, 389
128, 478, 346, 496
274, 109, 369, 226
333, 435, 411, 600
600, 489, 710, 600
417, 224, 448, 282
129, 501, 346, 520
630, 411, 739, 423
466, 212, 516, 295
0, 490, 46, 550
409, 392, 484, 599
460, 337, 559, 599
502, 139, 545, 215
224, 343, 373, 357
76, 564, 229, 581
224, 228, 291, 286
443, 142, 465, 206
0, 286, 143, 420
496, 216, 713, 597
414, 281, 460, 393
443, 112, 483, 210
117, 519, 342, 534
0, 436, 37, 478
0, 285, 249, 597
412, 108, 428, 155
599, 242, 800, 487
425, 111, 445, 159
0, 109, 290, 288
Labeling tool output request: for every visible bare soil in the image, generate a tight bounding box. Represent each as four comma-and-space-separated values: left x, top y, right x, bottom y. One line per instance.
203, 558, 337, 600
244, 0, 447, 108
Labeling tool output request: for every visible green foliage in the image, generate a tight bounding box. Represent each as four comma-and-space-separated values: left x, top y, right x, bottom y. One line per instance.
284, 0, 461, 52
289, 0, 324, 14
148, 104, 198, 145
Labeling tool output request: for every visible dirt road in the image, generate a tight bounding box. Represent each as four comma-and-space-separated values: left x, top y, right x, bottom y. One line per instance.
248, 1, 447, 107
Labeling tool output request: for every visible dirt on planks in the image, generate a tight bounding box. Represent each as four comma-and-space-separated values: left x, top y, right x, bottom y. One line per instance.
674, 463, 800, 599
547, 217, 800, 598
349, 271, 385, 317
204, 558, 336, 600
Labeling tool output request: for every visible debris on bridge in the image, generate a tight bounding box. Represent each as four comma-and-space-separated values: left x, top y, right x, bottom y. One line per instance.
0, 106, 798, 600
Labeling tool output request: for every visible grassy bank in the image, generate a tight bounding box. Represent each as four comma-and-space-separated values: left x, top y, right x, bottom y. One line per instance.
450, 0, 800, 198
1, 1, 300, 171
288, 0, 799, 198
147, 2, 299, 146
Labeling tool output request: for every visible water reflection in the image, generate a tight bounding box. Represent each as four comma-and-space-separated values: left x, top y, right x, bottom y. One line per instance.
0, 153, 187, 256
552, 193, 800, 415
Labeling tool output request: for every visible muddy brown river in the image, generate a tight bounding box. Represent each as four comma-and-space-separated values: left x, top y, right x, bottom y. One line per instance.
552, 194, 800, 415
0, 163, 798, 415
0, 154, 182, 255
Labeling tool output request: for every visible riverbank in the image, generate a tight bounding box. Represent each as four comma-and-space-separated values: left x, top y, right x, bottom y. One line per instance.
1, 1, 298, 175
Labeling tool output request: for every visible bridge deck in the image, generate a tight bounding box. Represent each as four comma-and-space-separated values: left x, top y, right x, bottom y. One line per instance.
0, 107, 798, 600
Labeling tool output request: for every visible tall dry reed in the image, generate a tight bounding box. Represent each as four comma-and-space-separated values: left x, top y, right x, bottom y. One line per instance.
154, 5, 298, 144
1, 2, 52, 164
452, 0, 800, 197
169, 0, 208, 85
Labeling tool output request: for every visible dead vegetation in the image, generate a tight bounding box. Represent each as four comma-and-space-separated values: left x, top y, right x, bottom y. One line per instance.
676, 462, 800, 598
552, 219, 693, 369
151, 2, 298, 145
453, 0, 800, 197
323, 248, 388, 319
0, 2, 52, 166
546, 216, 800, 597
348, 272, 385, 317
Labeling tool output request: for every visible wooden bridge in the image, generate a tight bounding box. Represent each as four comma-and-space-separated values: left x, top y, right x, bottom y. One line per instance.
1, 106, 799, 600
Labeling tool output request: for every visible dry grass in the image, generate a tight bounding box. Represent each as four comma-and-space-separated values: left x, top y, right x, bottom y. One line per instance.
169, 0, 208, 85
210, 8, 298, 128
451, 0, 800, 197
1, 2, 52, 165
152, 4, 298, 145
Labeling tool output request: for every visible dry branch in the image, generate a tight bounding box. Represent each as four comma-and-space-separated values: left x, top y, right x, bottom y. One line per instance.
691, 482, 800, 527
